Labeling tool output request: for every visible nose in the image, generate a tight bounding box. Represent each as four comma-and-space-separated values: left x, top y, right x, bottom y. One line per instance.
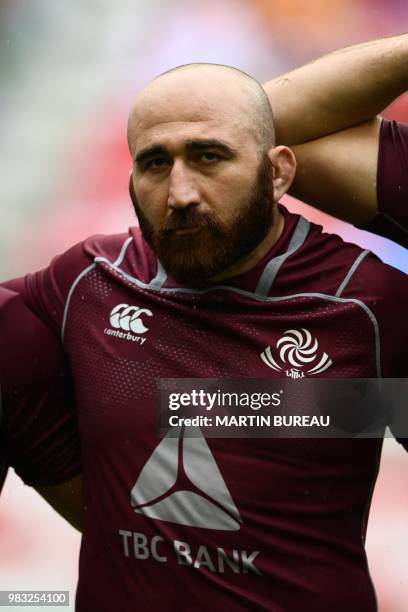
167, 160, 200, 210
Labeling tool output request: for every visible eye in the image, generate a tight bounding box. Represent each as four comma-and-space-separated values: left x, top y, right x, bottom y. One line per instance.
198, 152, 222, 163
145, 157, 170, 171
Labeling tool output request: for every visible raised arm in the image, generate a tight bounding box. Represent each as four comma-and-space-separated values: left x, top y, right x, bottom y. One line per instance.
263, 34, 408, 232
264, 34, 408, 146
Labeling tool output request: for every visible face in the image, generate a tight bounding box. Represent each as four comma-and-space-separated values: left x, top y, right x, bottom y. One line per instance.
129, 154, 275, 282
127, 70, 277, 282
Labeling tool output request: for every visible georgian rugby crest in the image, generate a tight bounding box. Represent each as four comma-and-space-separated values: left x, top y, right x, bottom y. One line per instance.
261, 328, 332, 379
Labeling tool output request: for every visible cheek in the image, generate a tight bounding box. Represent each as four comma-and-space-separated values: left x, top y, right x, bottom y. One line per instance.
207, 173, 253, 221
135, 181, 168, 223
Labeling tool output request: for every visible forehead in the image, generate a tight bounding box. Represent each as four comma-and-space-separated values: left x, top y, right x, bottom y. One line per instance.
128, 73, 257, 155
131, 120, 246, 158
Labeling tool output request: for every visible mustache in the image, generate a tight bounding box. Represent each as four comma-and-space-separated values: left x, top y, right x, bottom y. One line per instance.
162, 208, 219, 232
129, 176, 219, 233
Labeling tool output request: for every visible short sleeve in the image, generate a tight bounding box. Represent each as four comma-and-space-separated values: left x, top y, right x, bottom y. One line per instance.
3, 232, 129, 337
363, 119, 408, 248
1, 234, 128, 482
0, 289, 82, 486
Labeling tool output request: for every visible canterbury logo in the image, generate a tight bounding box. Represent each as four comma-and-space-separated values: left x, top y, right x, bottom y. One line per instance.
110, 303, 153, 335
261, 328, 332, 379
130, 428, 242, 531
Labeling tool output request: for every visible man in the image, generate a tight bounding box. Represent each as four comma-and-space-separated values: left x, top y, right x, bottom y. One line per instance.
6, 64, 408, 611
0, 287, 82, 529
265, 32, 408, 247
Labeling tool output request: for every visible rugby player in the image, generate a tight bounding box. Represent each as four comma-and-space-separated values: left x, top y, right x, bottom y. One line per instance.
5, 63, 408, 611
0, 287, 82, 529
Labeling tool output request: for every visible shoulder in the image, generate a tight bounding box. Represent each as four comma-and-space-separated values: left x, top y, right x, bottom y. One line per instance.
288, 211, 408, 303
85, 227, 158, 284
339, 249, 408, 324
288, 217, 408, 374
50, 227, 155, 286
374, 119, 408, 245
82, 231, 135, 262
0, 287, 68, 388
281, 211, 379, 295
53, 230, 135, 279
320, 234, 408, 375
2, 228, 158, 334
332, 242, 408, 303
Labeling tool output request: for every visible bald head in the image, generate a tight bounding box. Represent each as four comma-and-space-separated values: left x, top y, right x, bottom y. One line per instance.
127, 63, 275, 156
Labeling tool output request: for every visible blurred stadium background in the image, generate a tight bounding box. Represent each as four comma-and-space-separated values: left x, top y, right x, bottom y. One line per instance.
0, 1, 407, 611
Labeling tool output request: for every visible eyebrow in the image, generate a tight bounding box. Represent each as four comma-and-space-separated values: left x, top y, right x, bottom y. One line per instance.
135, 145, 167, 165
134, 139, 236, 164
186, 139, 236, 156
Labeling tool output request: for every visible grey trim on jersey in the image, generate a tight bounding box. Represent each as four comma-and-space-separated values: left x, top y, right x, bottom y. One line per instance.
95, 236, 167, 290
113, 236, 133, 267
335, 250, 370, 297
149, 259, 167, 289
95, 218, 311, 297
95, 258, 157, 291
62, 237, 136, 341
92, 255, 383, 377
255, 217, 310, 296
62, 263, 96, 341
73, 233, 382, 376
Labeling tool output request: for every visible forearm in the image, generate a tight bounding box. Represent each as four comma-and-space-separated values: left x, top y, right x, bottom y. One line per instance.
264, 33, 408, 145
289, 120, 381, 225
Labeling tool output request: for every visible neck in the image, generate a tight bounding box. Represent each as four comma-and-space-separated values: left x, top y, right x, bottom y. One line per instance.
209, 206, 284, 282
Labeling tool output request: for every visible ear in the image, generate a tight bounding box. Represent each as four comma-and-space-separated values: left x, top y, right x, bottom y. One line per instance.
268, 146, 297, 202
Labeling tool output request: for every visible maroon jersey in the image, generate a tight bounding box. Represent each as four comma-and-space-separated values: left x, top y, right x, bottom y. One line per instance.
0, 288, 81, 491
9, 205, 408, 611
361, 119, 408, 247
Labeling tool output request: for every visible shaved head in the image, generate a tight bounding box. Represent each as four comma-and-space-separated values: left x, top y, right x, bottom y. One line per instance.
155, 63, 275, 148
127, 63, 275, 156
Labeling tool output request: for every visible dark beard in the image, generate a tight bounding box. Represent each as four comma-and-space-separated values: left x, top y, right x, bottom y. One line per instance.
129, 155, 275, 283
